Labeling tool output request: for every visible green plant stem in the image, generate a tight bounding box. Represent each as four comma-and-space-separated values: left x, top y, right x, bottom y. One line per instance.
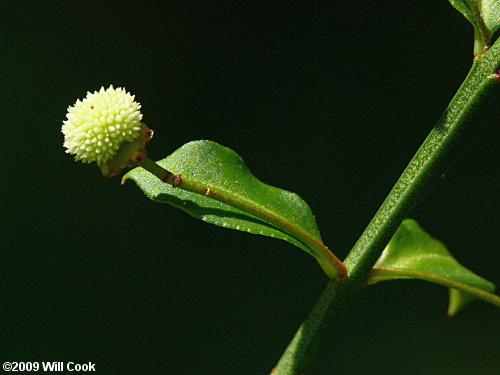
272, 39, 500, 375
137, 157, 346, 279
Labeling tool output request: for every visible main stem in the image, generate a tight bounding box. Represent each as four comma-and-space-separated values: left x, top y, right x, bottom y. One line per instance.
272, 39, 500, 374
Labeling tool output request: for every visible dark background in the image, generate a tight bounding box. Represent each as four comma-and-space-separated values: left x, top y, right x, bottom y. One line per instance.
1, 1, 499, 374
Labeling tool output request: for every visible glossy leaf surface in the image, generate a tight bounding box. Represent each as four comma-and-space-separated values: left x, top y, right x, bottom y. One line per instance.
124, 140, 345, 279
368, 219, 498, 315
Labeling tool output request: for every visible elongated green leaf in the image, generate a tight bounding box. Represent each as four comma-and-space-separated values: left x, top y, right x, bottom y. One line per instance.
123, 140, 345, 279
368, 219, 499, 315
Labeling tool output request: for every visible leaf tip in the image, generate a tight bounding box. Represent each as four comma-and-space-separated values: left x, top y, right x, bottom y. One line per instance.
447, 288, 478, 316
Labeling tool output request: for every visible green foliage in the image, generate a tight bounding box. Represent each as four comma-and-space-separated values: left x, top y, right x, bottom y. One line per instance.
479, 0, 500, 36
448, 0, 500, 54
449, 0, 500, 35
124, 140, 343, 278
368, 219, 499, 315
449, 0, 476, 25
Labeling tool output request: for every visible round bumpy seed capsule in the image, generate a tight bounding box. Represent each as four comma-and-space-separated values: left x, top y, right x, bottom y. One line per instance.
62, 85, 152, 177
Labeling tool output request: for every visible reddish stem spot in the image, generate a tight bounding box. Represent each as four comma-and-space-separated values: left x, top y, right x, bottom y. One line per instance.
146, 128, 155, 143
205, 188, 213, 196
162, 171, 173, 182
495, 68, 500, 80
172, 174, 182, 188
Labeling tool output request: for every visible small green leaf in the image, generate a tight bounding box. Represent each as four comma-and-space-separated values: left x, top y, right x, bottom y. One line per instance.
124, 140, 345, 279
478, 0, 500, 36
448, 0, 499, 54
368, 219, 499, 314
449, 0, 476, 26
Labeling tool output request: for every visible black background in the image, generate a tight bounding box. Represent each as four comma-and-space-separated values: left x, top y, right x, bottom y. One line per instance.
1, 1, 499, 374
